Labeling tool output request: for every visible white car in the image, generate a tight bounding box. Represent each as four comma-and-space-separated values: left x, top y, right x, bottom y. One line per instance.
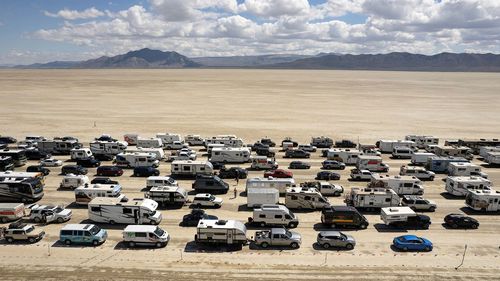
165, 141, 188, 150
317, 182, 344, 196
28, 204, 72, 223
40, 158, 63, 167
401, 195, 437, 212
192, 193, 223, 208
298, 144, 317, 152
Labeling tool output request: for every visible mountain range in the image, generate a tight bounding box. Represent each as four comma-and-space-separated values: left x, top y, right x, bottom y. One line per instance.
13, 48, 500, 71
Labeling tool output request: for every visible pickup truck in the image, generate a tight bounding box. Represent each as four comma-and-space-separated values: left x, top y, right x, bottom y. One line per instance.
254, 228, 301, 249
350, 169, 373, 181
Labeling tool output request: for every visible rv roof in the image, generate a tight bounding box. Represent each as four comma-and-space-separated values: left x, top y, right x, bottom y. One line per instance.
149, 186, 182, 192
197, 219, 246, 231
381, 207, 415, 216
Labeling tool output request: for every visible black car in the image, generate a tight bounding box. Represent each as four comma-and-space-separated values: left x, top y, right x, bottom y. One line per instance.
26, 165, 50, 176
335, 139, 357, 148
76, 158, 101, 168
133, 166, 160, 177
255, 147, 275, 157
251, 142, 270, 151
444, 214, 479, 229
209, 161, 226, 170
24, 149, 50, 160
192, 175, 229, 194
288, 161, 311, 169
218, 167, 248, 179
0, 136, 17, 144
180, 209, 218, 227
55, 136, 79, 142
61, 165, 88, 175
91, 177, 119, 185
260, 138, 276, 147
284, 149, 310, 158
316, 171, 340, 180
95, 135, 117, 142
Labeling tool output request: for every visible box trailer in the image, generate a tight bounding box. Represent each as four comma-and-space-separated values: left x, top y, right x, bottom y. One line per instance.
376, 140, 415, 153
380, 206, 431, 229
356, 155, 389, 172
170, 160, 214, 177
209, 147, 251, 163
123, 134, 139, 145
246, 188, 279, 208
246, 177, 295, 194
0, 203, 25, 223
136, 138, 163, 149
411, 152, 436, 165
345, 187, 400, 211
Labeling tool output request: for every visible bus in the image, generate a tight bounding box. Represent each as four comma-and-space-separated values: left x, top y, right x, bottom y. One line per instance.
0, 172, 44, 202
0, 149, 28, 166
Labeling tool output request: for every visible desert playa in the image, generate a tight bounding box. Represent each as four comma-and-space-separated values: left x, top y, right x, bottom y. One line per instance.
1, 69, 500, 280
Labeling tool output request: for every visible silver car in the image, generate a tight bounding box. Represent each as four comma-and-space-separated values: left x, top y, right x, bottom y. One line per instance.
317, 231, 356, 250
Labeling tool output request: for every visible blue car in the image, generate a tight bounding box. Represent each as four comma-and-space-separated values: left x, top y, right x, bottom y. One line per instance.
392, 235, 433, 252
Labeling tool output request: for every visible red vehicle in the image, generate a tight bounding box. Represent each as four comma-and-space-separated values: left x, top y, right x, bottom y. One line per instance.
96, 166, 123, 177
264, 169, 293, 178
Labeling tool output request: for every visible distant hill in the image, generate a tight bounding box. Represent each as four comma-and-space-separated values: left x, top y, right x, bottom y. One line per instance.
267, 52, 500, 71
191, 54, 312, 67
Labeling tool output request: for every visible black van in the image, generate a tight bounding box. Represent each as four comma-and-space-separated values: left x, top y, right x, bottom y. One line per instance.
321, 206, 369, 229
192, 175, 229, 194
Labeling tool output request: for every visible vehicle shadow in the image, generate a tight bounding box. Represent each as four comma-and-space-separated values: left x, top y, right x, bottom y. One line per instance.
390, 244, 432, 253
347, 178, 370, 182
51, 240, 103, 248
312, 242, 353, 251
237, 204, 253, 212
113, 241, 167, 250
439, 192, 465, 200
65, 202, 87, 209
183, 241, 243, 253
78, 219, 126, 230
373, 223, 408, 233
460, 207, 500, 216
312, 223, 362, 232
247, 242, 299, 251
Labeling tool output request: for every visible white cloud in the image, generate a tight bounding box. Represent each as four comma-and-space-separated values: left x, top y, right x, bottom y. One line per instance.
44, 7, 105, 20
239, 0, 310, 18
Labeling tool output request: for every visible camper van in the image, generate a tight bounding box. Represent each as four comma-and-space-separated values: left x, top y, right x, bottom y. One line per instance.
345, 187, 400, 210
285, 187, 330, 210
146, 176, 178, 188
246, 188, 279, 207
356, 155, 389, 172
122, 225, 170, 248
114, 152, 159, 168
425, 156, 469, 173
125, 147, 165, 160
411, 152, 436, 165
465, 189, 500, 212
404, 135, 439, 149
321, 206, 369, 229
59, 224, 107, 246
90, 140, 128, 160
70, 148, 93, 161
38, 139, 82, 155
74, 184, 125, 205
156, 133, 182, 146
195, 219, 248, 245
376, 140, 415, 153
123, 134, 139, 145
185, 135, 205, 146
370, 175, 424, 195
60, 174, 90, 189
250, 156, 278, 170
136, 138, 163, 149
484, 152, 500, 165
326, 149, 362, 165
170, 160, 214, 177
249, 204, 298, 227
88, 197, 162, 225
145, 186, 188, 207
445, 176, 492, 196
392, 146, 414, 159
246, 177, 296, 194
209, 147, 251, 163
434, 145, 473, 160
448, 162, 488, 178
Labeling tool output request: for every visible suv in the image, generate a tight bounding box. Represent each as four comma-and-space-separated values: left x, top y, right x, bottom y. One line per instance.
180, 209, 218, 226
335, 139, 357, 148
24, 149, 50, 160
133, 166, 160, 177
260, 138, 276, 147
444, 213, 479, 229
264, 169, 293, 178
0, 136, 17, 144
321, 206, 369, 229
3, 222, 45, 243
322, 160, 346, 170
218, 167, 248, 179
251, 142, 270, 151
255, 147, 276, 157
26, 165, 50, 176
401, 195, 437, 212
61, 165, 88, 175
97, 166, 123, 176
284, 149, 310, 158
28, 204, 72, 223
192, 175, 229, 194
288, 161, 311, 169
350, 169, 373, 181
317, 231, 356, 250
400, 166, 435, 181
192, 193, 223, 208
316, 171, 340, 180
77, 158, 101, 168
91, 177, 119, 185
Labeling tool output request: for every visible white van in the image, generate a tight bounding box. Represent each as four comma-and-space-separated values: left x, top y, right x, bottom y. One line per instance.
411, 152, 436, 165
392, 146, 414, 159
122, 225, 170, 248
146, 176, 178, 188
250, 156, 278, 170
249, 204, 299, 228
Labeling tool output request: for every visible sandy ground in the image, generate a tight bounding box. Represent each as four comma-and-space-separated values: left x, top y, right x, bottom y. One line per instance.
0, 69, 500, 280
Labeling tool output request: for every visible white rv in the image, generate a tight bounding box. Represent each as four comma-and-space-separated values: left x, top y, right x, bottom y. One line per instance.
447, 162, 488, 178
38, 139, 82, 155
123, 134, 139, 145
90, 141, 128, 159
404, 135, 439, 149
377, 140, 415, 153
435, 145, 473, 160
465, 189, 500, 212
185, 134, 205, 146
356, 155, 389, 172
125, 147, 165, 160
246, 177, 296, 194
207, 143, 225, 154
484, 152, 500, 165
392, 146, 414, 159
145, 186, 188, 206
479, 146, 500, 159
114, 152, 159, 168
136, 137, 163, 149
285, 187, 330, 210
370, 175, 424, 195
88, 197, 162, 225
146, 176, 178, 188
156, 133, 182, 146
70, 148, 93, 160
326, 148, 362, 165
204, 136, 244, 148
195, 219, 248, 245
74, 184, 125, 205
170, 160, 214, 177
345, 187, 400, 210
246, 188, 279, 208
411, 152, 436, 165
249, 204, 298, 227
445, 176, 492, 197
60, 174, 90, 189
250, 156, 278, 170
209, 147, 251, 163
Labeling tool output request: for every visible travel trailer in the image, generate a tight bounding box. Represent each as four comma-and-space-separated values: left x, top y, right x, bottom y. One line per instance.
90, 140, 128, 160
114, 152, 159, 168
345, 187, 400, 210
404, 135, 439, 149
246, 177, 296, 194
484, 152, 500, 165
59, 174, 90, 190
123, 134, 139, 145
326, 148, 362, 165
425, 156, 469, 173
356, 155, 389, 172
74, 184, 125, 205
457, 138, 500, 154
144, 186, 188, 207
249, 204, 298, 227
195, 219, 248, 245
445, 176, 492, 196
0, 203, 25, 223
311, 136, 333, 148
411, 152, 436, 165
156, 133, 183, 146
285, 187, 330, 210
136, 137, 163, 149
38, 139, 82, 155
370, 175, 424, 195
376, 140, 415, 153
246, 188, 280, 208
146, 176, 178, 188
250, 156, 278, 170
204, 136, 244, 148
88, 197, 162, 225
185, 135, 205, 146
479, 146, 500, 158
70, 148, 93, 161
392, 146, 414, 159
434, 145, 473, 160
209, 147, 251, 163
448, 162, 488, 178
465, 189, 500, 212
125, 147, 165, 160
170, 160, 214, 177
0, 172, 44, 203
380, 207, 431, 229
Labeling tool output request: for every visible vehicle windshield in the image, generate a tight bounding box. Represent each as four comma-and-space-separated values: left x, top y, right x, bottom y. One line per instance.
285, 230, 292, 238
89, 225, 101, 235
54, 207, 63, 213
209, 195, 216, 201
25, 226, 35, 233
288, 210, 295, 218
340, 233, 347, 240
154, 227, 165, 237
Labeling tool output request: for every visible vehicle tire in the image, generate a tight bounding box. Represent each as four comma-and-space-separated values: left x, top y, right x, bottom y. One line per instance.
214, 204, 220, 208
330, 223, 336, 229
451, 223, 458, 229
260, 222, 266, 227
109, 220, 115, 225
33, 217, 41, 223
92, 240, 99, 246
403, 247, 408, 251
430, 177, 435, 181
196, 204, 202, 208
425, 247, 431, 252
360, 223, 368, 229
288, 222, 297, 228
28, 237, 36, 243
57, 217, 64, 223
21, 198, 27, 203
334, 192, 340, 197
65, 239, 72, 245
6, 237, 14, 243
423, 224, 430, 229
290, 242, 299, 249
322, 243, 330, 249
345, 243, 354, 250
0, 217, 7, 223
129, 241, 135, 247
471, 223, 479, 229
429, 206, 436, 212
260, 242, 269, 248
156, 242, 163, 248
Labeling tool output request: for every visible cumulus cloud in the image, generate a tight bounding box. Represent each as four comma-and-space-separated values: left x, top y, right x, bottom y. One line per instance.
44, 7, 105, 20
239, 0, 310, 18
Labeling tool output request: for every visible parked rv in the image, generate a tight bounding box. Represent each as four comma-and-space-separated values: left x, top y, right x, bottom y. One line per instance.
447, 162, 487, 178
70, 148, 93, 161
250, 156, 278, 170
123, 134, 139, 145
370, 175, 424, 195
356, 155, 389, 172
59, 174, 90, 190
192, 175, 229, 194
254, 228, 301, 249
0, 149, 28, 166
74, 184, 125, 205
37, 139, 82, 155
457, 139, 500, 154
399, 166, 435, 181
59, 224, 107, 246
210, 147, 251, 163
285, 187, 330, 210
445, 176, 492, 197
311, 136, 333, 148
114, 152, 159, 168
0, 171, 44, 203
185, 135, 205, 146
248, 204, 298, 227
204, 136, 244, 148
380, 207, 431, 229
484, 152, 500, 165
425, 156, 469, 173
326, 148, 362, 165
171, 160, 214, 177
145, 186, 188, 207
321, 206, 369, 229
136, 137, 163, 149
404, 135, 439, 149
466, 189, 500, 212
126, 147, 165, 161
0, 203, 24, 223
90, 140, 128, 160
246, 188, 279, 208
156, 133, 183, 146
246, 177, 296, 194
411, 152, 436, 166
376, 140, 415, 153
479, 146, 500, 159
123, 225, 170, 248
195, 219, 248, 246
88, 197, 162, 225
434, 145, 473, 160
345, 187, 400, 211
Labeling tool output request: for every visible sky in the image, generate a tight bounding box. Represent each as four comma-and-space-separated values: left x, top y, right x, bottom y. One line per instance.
1, 0, 500, 64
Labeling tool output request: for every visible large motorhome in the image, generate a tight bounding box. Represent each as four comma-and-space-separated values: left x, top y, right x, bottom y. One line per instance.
434, 145, 473, 160
37, 139, 82, 155
370, 174, 424, 195
74, 184, 125, 205
250, 156, 278, 170
457, 138, 500, 154
204, 136, 244, 148
345, 187, 400, 210
125, 147, 165, 160
445, 176, 492, 196
479, 146, 500, 159
90, 140, 128, 160
285, 187, 330, 210
170, 160, 214, 177
70, 148, 93, 161
184, 135, 205, 146
246, 177, 296, 194
484, 152, 500, 165
326, 148, 362, 165
448, 162, 488, 178
195, 219, 248, 245
0, 172, 44, 202
136, 138, 163, 149
114, 152, 159, 168
88, 197, 162, 225
156, 133, 182, 145
356, 155, 389, 172
425, 156, 469, 173
0, 149, 27, 166
376, 140, 415, 153
465, 189, 500, 212
145, 186, 188, 207
411, 152, 436, 165
209, 147, 251, 163
404, 135, 439, 149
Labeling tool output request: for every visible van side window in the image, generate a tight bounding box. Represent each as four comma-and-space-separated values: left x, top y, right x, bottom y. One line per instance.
76, 231, 83, 236
259, 214, 266, 218
123, 208, 132, 214
135, 232, 147, 238
90, 206, 101, 212
61, 230, 73, 236
274, 215, 283, 219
